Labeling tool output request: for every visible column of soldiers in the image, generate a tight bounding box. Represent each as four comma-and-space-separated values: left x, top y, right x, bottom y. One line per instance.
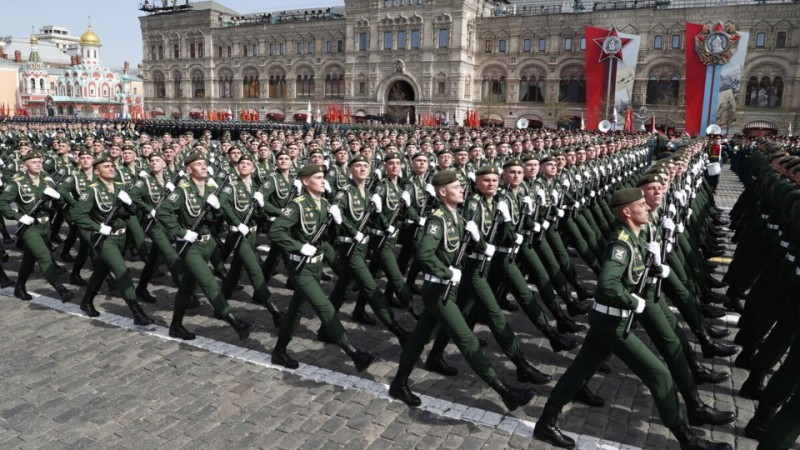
2, 117, 794, 449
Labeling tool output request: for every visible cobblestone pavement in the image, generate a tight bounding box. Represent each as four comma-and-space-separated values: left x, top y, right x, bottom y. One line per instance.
0, 168, 769, 449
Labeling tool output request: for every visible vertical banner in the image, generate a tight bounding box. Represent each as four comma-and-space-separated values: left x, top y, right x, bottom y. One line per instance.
685, 21, 743, 136
584, 26, 640, 131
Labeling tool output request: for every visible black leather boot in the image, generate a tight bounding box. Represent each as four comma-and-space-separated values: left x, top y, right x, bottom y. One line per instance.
80, 295, 100, 317
344, 344, 376, 373
533, 404, 575, 448
226, 312, 254, 340
69, 271, 87, 286
744, 403, 779, 439
128, 301, 154, 326
515, 358, 552, 385
14, 278, 32, 301
54, 282, 73, 302
564, 297, 590, 316
686, 351, 729, 385
574, 385, 605, 407
670, 421, 732, 450
272, 338, 299, 369
168, 322, 196, 340
700, 303, 726, 319
739, 369, 766, 400
683, 388, 736, 426
556, 315, 586, 334
389, 365, 421, 407
497, 297, 519, 312
542, 326, 579, 353
697, 329, 738, 358
704, 324, 729, 339
263, 299, 283, 328
136, 287, 157, 304
0, 268, 13, 289
388, 322, 410, 347
424, 353, 458, 376
490, 378, 535, 411
352, 308, 377, 326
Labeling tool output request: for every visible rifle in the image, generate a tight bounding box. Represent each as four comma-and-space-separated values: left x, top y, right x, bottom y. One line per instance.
377, 184, 411, 250
345, 181, 381, 257
477, 205, 502, 277
439, 227, 470, 306
513, 194, 536, 254
230, 196, 259, 253
142, 170, 185, 234
623, 253, 654, 338
91, 174, 142, 250
294, 195, 343, 273
412, 170, 436, 240
15, 168, 68, 236
653, 206, 677, 303
176, 174, 232, 257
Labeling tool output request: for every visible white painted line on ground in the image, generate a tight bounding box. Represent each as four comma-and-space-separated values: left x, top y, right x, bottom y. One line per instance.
2, 287, 642, 450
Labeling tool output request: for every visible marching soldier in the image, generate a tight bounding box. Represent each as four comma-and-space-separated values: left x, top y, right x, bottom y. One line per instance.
260, 150, 299, 279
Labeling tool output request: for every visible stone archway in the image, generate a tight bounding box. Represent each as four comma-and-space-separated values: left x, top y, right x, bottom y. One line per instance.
385, 79, 416, 124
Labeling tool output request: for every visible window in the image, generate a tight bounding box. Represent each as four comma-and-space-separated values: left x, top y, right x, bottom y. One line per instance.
580, 37, 585, 50
523, 39, 531, 52
325, 73, 345, 98
251, 44, 256, 57
191, 72, 204, 98
776, 32, 786, 49
158, 45, 163, 59
654, 35, 663, 49
269, 44, 275, 56
559, 75, 585, 103
217, 46, 222, 58
279, 43, 285, 55
755, 32, 766, 48
410, 29, 421, 48
538, 38, 546, 52
308, 41, 314, 54
438, 28, 449, 48
243, 45, 248, 57
397, 31, 407, 49
384, 31, 393, 50
519, 76, 545, 102
325, 40, 332, 53
646, 76, 680, 105
173, 44, 180, 59
745, 76, 783, 107
498, 39, 507, 53
296, 75, 315, 97
173, 72, 182, 98
359, 32, 368, 51
269, 75, 287, 98
297, 42, 303, 55
438, 81, 446, 95
190, 43, 196, 58
671, 34, 680, 49
218, 72, 233, 98
151, 45, 156, 60
243, 71, 260, 98
485, 40, 492, 53
337, 40, 343, 52
564, 37, 572, 51
481, 76, 506, 102
358, 82, 365, 95
227, 46, 231, 57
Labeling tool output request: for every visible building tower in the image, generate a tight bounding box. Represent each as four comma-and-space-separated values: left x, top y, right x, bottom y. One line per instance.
21, 35, 48, 95
79, 20, 102, 67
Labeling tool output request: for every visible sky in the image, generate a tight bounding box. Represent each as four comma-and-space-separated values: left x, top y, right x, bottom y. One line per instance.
3, 0, 345, 69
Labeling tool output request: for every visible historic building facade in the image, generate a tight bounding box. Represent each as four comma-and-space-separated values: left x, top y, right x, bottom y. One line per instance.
139, 0, 800, 133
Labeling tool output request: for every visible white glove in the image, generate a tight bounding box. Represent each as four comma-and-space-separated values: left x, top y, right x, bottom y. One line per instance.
448, 267, 462, 284
165, 181, 176, 192
522, 196, 534, 213
573, 201, 580, 209
562, 179, 571, 189
465, 220, 480, 242
557, 209, 565, 218
668, 204, 677, 216
425, 183, 436, 197
117, 190, 132, 205
646, 242, 663, 267
533, 222, 542, 233
182, 230, 198, 242
658, 264, 671, 279
354, 231, 365, 243
677, 222, 685, 234
99, 224, 112, 236
18, 215, 35, 226
542, 220, 550, 231
236, 223, 250, 236
535, 188, 546, 204
370, 194, 382, 213
148, 209, 157, 219
207, 167, 214, 176
206, 193, 220, 210
374, 169, 382, 180
551, 190, 560, 204
300, 243, 317, 256
483, 244, 496, 257
43, 187, 60, 199
293, 179, 302, 196
400, 191, 412, 208
386, 225, 396, 234
467, 172, 476, 182
575, 175, 582, 183
138, 170, 149, 178
661, 217, 675, 232
418, 217, 426, 227
514, 233, 524, 245
253, 191, 265, 207
632, 294, 646, 314
323, 179, 332, 193
328, 204, 342, 224
686, 208, 693, 220
496, 201, 511, 223
666, 242, 673, 254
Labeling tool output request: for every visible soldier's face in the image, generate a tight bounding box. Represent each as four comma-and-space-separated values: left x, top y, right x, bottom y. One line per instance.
438, 181, 464, 207
187, 160, 207, 180
302, 173, 325, 196
228, 149, 242, 163
556, 156, 566, 170
626, 198, 650, 226
149, 157, 165, 173
335, 151, 348, 163
385, 159, 402, 178
524, 160, 539, 179
642, 182, 663, 209
476, 174, 499, 197
484, 146, 496, 158
437, 154, 452, 169
79, 155, 94, 170
95, 162, 116, 181
309, 154, 324, 165
576, 151, 586, 163
237, 160, 254, 177
24, 158, 43, 175
542, 161, 558, 178
455, 152, 469, 165
123, 150, 137, 163
503, 166, 524, 188
276, 155, 291, 170
412, 157, 428, 175
566, 153, 576, 165
349, 161, 370, 182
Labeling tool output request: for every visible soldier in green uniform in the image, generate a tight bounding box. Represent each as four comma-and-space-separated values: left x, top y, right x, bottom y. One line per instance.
388, 170, 535, 412
71, 155, 153, 326
158, 151, 254, 341
534, 188, 732, 450
0, 151, 72, 301
269, 164, 376, 373
326, 146, 350, 195
260, 150, 299, 279
57, 149, 95, 285
219, 154, 283, 328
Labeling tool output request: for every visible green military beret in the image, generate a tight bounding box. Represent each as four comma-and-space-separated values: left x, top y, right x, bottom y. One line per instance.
17, 140, 31, 148
636, 173, 663, 187
475, 165, 499, 176
274, 150, 290, 159
78, 149, 94, 158
781, 156, 800, 170
609, 187, 644, 208
307, 148, 324, 157
384, 152, 402, 162
540, 155, 556, 165
183, 151, 205, 165
503, 158, 523, 169
432, 169, 459, 187
20, 151, 44, 162
520, 153, 537, 162
237, 154, 254, 164
348, 155, 370, 167
452, 146, 468, 154
297, 164, 324, 178
437, 148, 452, 157
147, 151, 164, 161
122, 144, 136, 152
411, 152, 428, 161
92, 155, 111, 166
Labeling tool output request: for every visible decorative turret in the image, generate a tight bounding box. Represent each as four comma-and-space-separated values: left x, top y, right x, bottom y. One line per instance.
79, 18, 101, 67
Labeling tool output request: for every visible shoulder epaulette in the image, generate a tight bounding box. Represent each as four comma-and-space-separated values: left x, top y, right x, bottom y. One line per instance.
617, 230, 630, 243
293, 196, 305, 204
88, 182, 98, 187
12, 175, 23, 181
432, 209, 444, 217
178, 181, 190, 188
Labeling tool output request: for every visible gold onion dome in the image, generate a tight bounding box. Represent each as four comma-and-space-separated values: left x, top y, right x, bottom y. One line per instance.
29, 35, 38, 44
80, 26, 101, 45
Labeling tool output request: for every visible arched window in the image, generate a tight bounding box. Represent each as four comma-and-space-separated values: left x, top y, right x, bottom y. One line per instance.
480, 69, 506, 103
324, 73, 345, 98
218, 70, 233, 98
646, 76, 680, 104
191, 71, 204, 98
519, 71, 545, 102
153, 72, 166, 98
296, 74, 315, 97
746, 72, 783, 108
243, 69, 260, 98
269, 75, 286, 98
39, 79, 45, 91
558, 67, 585, 103
173, 71, 183, 98
776, 32, 786, 49
30, 79, 35, 91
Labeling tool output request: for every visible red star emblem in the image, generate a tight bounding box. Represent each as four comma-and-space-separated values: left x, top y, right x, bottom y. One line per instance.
594, 26, 631, 63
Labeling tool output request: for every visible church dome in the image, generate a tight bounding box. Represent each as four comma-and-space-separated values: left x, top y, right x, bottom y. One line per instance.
80, 26, 101, 46
29, 35, 38, 44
